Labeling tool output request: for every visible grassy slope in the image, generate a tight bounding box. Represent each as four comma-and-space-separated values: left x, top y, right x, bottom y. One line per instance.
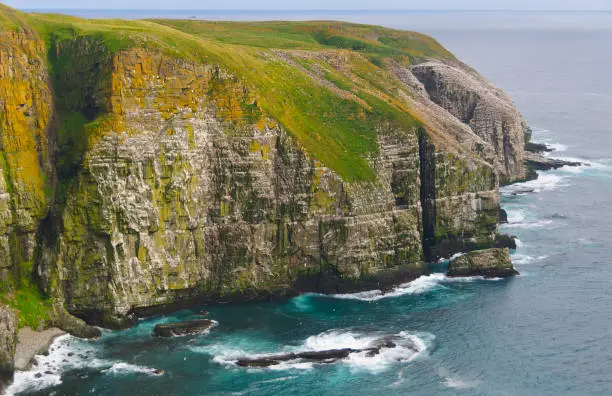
2, 6, 454, 181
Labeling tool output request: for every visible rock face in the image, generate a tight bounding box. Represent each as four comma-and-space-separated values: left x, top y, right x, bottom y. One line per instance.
411, 61, 527, 184
0, 6, 525, 330
447, 248, 518, 278
0, 21, 53, 290
152, 319, 216, 337
0, 305, 17, 393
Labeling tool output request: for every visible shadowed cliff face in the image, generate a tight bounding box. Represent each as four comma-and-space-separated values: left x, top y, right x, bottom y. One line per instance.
0, 5, 521, 328
0, 305, 17, 392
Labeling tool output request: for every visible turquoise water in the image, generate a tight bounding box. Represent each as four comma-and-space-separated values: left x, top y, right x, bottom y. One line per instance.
8, 11, 612, 396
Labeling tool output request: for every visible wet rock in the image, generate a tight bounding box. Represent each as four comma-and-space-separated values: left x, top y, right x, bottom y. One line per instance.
448, 248, 518, 278
494, 234, 517, 250
152, 319, 215, 337
296, 349, 354, 361
236, 340, 402, 367
499, 208, 508, 224
525, 142, 553, 153
525, 152, 582, 171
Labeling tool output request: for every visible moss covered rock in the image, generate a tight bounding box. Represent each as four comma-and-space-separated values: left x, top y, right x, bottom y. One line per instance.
448, 248, 518, 278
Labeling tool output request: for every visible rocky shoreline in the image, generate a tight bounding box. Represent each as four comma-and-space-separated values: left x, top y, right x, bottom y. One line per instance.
13, 327, 65, 372
1, 139, 580, 389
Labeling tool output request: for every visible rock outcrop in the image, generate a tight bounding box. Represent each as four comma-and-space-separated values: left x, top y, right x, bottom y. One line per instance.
153, 319, 216, 337
0, 305, 17, 393
447, 248, 518, 278
236, 337, 409, 367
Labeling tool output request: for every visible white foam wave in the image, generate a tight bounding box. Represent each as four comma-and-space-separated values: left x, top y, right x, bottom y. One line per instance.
546, 142, 568, 152
443, 376, 479, 389
5, 333, 163, 395
330, 273, 447, 301
501, 172, 569, 196
511, 254, 548, 265
208, 329, 434, 372
502, 208, 554, 229
101, 362, 160, 376
328, 272, 505, 302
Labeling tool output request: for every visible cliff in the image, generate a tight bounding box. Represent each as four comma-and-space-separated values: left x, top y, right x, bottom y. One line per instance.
0, 1, 522, 362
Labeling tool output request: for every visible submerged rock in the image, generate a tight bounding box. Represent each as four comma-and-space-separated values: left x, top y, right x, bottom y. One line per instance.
152, 319, 216, 337
448, 248, 518, 278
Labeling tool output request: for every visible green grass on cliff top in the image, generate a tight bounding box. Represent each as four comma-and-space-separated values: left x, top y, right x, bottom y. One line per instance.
0, 4, 454, 181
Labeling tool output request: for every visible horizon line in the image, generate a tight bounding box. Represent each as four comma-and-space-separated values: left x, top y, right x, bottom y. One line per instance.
20, 8, 612, 12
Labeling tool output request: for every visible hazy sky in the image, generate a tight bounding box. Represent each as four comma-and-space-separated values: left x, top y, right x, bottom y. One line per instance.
7, 0, 612, 11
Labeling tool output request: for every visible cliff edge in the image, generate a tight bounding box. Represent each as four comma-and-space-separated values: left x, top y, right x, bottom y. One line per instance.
0, 5, 523, 382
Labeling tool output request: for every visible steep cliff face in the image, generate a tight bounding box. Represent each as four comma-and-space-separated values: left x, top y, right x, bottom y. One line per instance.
411, 61, 527, 183
0, 305, 17, 392
0, 5, 522, 331
40, 47, 425, 326
0, 23, 53, 290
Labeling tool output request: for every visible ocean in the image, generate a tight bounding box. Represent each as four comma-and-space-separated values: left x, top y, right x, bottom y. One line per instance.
7, 10, 612, 396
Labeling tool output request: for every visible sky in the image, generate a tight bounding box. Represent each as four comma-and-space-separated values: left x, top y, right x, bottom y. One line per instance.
6, 0, 612, 11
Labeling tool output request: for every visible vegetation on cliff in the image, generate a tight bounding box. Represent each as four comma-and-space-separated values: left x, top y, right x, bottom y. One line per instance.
0, 3, 521, 333
14, 9, 455, 181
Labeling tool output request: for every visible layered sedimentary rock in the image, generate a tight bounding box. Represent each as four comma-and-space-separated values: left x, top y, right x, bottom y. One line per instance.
39, 47, 426, 326
0, 5, 521, 335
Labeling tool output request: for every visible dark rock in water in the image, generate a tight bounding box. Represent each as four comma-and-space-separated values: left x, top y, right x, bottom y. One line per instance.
448, 248, 519, 278
525, 142, 553, 153
525, 152, 583, 171
236, 353, 299, 367
152, 319, 215, 337
499, 208, 508, 224
494, 234, 517, 250
34, 373, 43, 378
296, 349, 354, 361
236, 340, 403, 367
153, 369, 165, 375
237, 358, 280, 368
